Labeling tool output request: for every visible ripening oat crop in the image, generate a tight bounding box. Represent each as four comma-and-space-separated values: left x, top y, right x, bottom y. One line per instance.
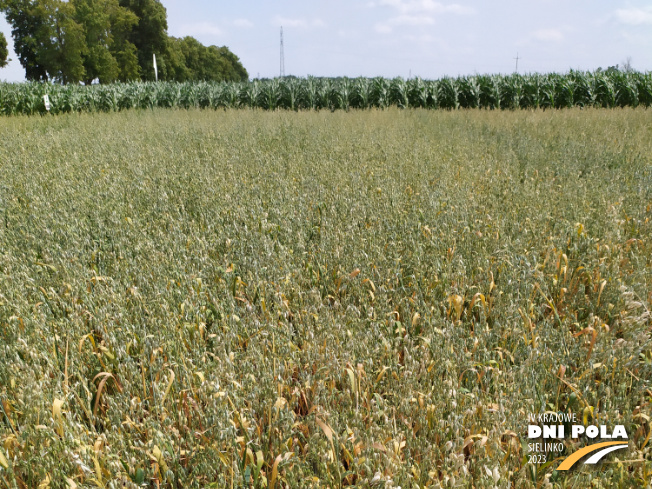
0, 108, 650, 488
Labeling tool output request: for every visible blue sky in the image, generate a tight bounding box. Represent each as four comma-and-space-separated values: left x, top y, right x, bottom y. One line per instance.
2, 0, 652, 81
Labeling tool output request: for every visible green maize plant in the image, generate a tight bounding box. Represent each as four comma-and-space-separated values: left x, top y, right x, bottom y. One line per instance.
331, 78, 353, 111
280, 78, 301, 110
458, 76, 481, 109
437, 77, 460, 110
370, 77, 390, 109
241, 79, 261, 108
569, 71, 596, 107
204, 82, 224, 108
499, 74, 524, 109
1, 71, 651, 114
634, 72, 652, 106
316, 78, 333, 110
158, 83, 181, 108
406, 77, 428, 108
218, 82, 241, 109
424, 80, 438, 108
389, 77, 409, 108
301, 76, 320, 110
11, 82, 42, 115
478, 74, 501, 109
52, 85, 78, 114
351, 77, 372, 109
0, 84, 18, 115
594, 73, 616, 108
98, 86, 120, 112
539, 74, 557, 109
180, 83, 200, 109
637, 72, 651, 106
613, 71, 639, 107
555, 74, 576, 108
117, 83, 142, 110
522, 73, 543, 109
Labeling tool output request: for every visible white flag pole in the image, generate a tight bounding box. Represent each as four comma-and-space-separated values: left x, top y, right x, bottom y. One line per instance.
153, 53, 158, 82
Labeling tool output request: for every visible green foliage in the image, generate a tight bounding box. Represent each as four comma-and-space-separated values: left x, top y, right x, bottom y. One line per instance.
0, 31, 8, 68
1, 0, 246, 83
1, 70, 651, 115
2, 0, 55, 80
2, 0, 90, 83
0, 108, 649, 487
117, 0, 167, 81
71, 0, 139, 84
163, 36, 248, 82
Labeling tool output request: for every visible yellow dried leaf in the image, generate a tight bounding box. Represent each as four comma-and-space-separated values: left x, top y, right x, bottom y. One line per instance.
376, 366, 389, 383
38, 474, 51, 489
52, 398, 63, 419
0, 450, 8, 469
270, 454, 283, 489
52, 398, 64, 437
346, 368, 356, 394
447, 294, 463, 321
411, 312, 420, 326
161, 369, 175, 405
316, 418, 334, 444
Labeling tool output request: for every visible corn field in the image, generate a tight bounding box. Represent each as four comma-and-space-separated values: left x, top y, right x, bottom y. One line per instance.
1, 70, 651, 115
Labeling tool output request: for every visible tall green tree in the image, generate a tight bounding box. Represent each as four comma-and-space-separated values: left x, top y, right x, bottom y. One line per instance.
2, 0, 86, 82
161, 36, 189, 81
2, 0, 248, 83
2, 0, 50, 80
0, 31, 8, 68
108, 1, 140, 81
37, 0, 87, 83
118, 0, 167, 80
215, 46, 248, 81
168, 36, 248, 82
71, 0, 139, 83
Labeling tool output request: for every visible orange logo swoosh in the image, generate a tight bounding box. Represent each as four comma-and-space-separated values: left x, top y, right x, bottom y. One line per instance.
557, 441, 628, 471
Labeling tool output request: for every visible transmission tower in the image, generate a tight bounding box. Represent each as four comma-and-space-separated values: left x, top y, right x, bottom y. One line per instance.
280, 26, 285, 78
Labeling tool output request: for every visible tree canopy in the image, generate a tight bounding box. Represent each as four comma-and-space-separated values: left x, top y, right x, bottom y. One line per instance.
0, 0, 248, 83
0, 31, 8, 68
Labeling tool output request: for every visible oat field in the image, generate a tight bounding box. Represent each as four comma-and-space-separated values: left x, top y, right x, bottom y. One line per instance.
0, 108, 650, 488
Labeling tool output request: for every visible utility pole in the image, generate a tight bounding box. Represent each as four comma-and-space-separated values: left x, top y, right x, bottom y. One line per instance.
280, 26, 285, 78
514, 53, 520, 73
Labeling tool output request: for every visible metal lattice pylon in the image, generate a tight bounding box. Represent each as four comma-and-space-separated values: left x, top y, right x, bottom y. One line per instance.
280, 27, 285, 78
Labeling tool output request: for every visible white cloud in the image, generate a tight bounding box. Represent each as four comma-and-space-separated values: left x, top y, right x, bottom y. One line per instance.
375, 14, 435, 34
615, 7, 652, 26
404, 33, 436, 43
374, 0, 476, 15
371, 0, 473, 33
531, 28, 564, 43
233, 19, 254, 28
393, 15, 436, 25
179, 22, 223, 37
272, 16, 326, 29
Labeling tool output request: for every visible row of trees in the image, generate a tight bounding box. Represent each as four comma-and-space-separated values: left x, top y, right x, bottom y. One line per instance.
0, 0, 248, 83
